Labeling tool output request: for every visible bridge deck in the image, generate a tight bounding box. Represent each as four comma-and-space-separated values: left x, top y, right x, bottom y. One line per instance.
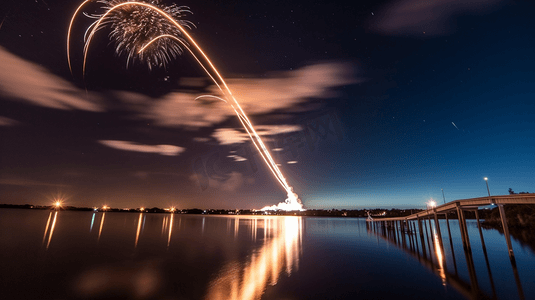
368, 194, 535, 222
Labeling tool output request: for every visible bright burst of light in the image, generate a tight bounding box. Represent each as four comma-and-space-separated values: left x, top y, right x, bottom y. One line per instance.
140, 207, 145, 212
54, 201, 62, 208
260, 189, 305, 211
70, 0, 193, 70
102, 205, 109, 211
68, 1, 304, 211
427, 199, 437, 208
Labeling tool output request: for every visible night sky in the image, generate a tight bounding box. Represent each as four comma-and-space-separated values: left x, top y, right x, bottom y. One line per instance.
1, 0, 534, 209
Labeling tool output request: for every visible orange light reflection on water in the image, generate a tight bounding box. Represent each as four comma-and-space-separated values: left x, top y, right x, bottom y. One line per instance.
42, 212, 53, 245
46, 211, 58, 249
167, 213, 174, 248
161, 215, 168, 236
98, 212, 106, 242
205, 216, 302, 300
433, 229, 447, 286
135, 213, 143, 248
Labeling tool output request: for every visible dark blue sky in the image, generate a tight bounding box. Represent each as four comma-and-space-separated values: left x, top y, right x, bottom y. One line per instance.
0, 0, 533, 209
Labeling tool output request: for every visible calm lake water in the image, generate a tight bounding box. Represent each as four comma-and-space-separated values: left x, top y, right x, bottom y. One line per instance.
0, 209, 533, 299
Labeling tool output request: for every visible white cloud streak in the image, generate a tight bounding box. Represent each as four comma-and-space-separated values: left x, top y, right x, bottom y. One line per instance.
0, 47, 103, 111
212, 125, 302, 145
99, 140, 185, 156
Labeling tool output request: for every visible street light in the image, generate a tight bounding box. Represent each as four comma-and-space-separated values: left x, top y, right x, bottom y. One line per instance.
427, 199, 437, 211
441, 189, 446, 204
484, 177, 493, 204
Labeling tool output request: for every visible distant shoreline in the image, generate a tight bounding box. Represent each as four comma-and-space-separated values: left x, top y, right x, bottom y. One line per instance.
0, 203, 496, 219
0, 203, 423, 217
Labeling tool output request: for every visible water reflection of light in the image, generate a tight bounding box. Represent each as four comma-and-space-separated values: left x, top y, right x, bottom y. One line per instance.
161, 216, 168, 236
135, 213, 143, 248
167, 213, 174, 248
46, 211, 58, 249
90, 212, 96, 232
42, 212, 53, 245
433, 229, 446, 286
142, 215, 146, 232
98, 213, 106, 242
234, 218, 239, 240
205, 216, 302, 300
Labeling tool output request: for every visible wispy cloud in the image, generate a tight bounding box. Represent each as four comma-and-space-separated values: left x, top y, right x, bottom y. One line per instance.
212, 125, 302, 145
189, 171, 248, 192
118, 62, 357, 129
99, 140, 185, 156
0, 47, 103, 111
370, 0, 505, 37
0, 116, 21, 126
227, 155, 248, 162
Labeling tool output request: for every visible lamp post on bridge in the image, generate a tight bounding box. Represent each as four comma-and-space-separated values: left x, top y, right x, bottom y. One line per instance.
441, 189, 446, 204
484, 177, 492, 204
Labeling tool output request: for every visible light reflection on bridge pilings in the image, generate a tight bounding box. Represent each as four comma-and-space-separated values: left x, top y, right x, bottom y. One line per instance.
366, 208, 527, 300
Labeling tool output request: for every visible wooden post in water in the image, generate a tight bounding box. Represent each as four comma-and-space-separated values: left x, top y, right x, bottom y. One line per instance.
407, 220, 414, 251
401, 220, 407, 249
423, 216, 433, 262
456, 203, 470, 250
394, 221, 398, 244
444, 212, 458, 275
474, 210, 487, 253
397, 220, 403, 246
425, 216, 434, 254
475, 209, 498, 298
417, 216, 427, 258
498, 204, 515, 260
433, 208, 445, 254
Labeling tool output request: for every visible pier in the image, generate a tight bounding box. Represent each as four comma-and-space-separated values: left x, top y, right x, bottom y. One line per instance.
366, 194, 534, 300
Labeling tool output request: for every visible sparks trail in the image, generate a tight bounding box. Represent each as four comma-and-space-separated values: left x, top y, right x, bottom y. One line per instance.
68, 0, 304, 211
